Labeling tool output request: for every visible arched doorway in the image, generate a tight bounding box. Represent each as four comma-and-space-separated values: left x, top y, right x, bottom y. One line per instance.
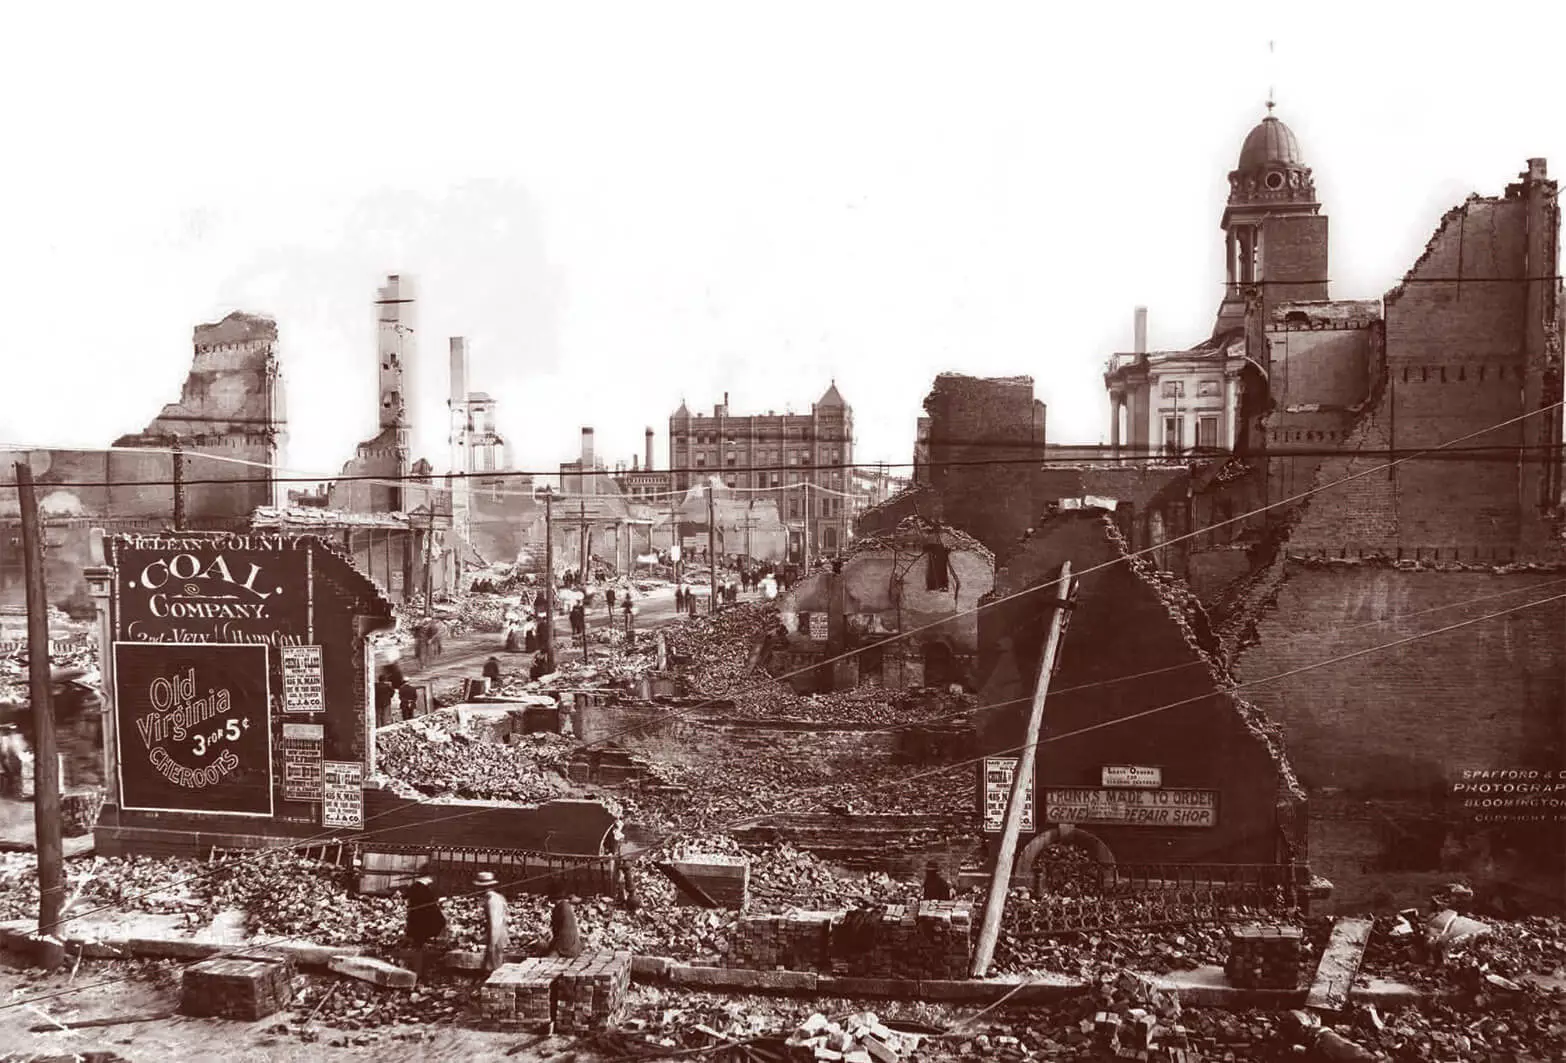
1015, 825, 1115, 887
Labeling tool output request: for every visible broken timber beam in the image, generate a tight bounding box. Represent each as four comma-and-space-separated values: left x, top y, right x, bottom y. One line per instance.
970, 561, 1074, 978
1305, 916, 1374, 1013
654, 862, 721, 908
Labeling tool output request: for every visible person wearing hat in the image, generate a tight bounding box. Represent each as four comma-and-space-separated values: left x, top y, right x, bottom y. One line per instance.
547, 890, 583, 959
403, 874, 447, 975
474, 871, 509, 971
923, 859, 954, 901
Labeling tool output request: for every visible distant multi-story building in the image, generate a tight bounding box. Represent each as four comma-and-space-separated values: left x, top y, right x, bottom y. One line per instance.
669, 385, 854, 558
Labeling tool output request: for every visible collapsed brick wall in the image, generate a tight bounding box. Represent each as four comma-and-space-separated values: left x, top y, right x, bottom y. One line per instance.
977, 512, 1304, 867
1232, 562, 1566, 910
923, 374, 1041, 564
725, 901, 972, 979
1287, 177, 1563, 560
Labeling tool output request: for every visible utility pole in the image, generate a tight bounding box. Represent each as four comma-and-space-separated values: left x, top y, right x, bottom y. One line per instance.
971, 562, 1075, 978
171, 437, 185, 531
745, 497, 755, 562
670, 492, 682, 589
707, 484, 718, 614
579, 501, 589, 662
15, 463, 64, 967
542, 487, 555, 671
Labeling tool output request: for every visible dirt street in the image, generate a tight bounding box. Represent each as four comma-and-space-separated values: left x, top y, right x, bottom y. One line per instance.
0, 961, 584, 1062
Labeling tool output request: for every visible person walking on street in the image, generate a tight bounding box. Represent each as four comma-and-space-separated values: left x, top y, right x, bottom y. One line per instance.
403, 875, 447, 976
548, 892, 584, 958
569, 601, 585, 637
605, 587, 616, 617
475, 871, 509, 971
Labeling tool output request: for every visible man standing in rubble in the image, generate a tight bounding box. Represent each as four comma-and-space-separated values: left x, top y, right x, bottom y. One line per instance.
403, 874, 447, 976
474, 871, 509, 971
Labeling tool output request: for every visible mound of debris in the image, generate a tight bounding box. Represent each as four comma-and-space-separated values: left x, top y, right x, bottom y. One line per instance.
0, 852, 218, 925
374, 711, 574, 803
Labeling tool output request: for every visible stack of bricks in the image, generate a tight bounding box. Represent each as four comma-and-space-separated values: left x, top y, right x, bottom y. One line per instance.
837, 902, 974, 980
727, 902, 972, 979
480, 957, 573, 1028
553, 951, 632, 1033
180, 955, 295, 1020
1224, 925, 1306, 989
724, 911, 834, 970
668, 853, 749, 909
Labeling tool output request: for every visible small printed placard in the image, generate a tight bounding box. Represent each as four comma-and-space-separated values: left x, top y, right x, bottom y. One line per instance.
322, 760, 364, 829
1102, 765, 1162, 789
281, 645, 325, 714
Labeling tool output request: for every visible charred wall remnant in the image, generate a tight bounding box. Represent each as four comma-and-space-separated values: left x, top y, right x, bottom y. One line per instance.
922, 374, 1043, 564
0, 311, 288, 609
976, 511, 1306, 871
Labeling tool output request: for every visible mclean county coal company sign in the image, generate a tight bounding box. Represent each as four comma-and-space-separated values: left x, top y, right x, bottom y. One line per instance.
111, 534, 309, 648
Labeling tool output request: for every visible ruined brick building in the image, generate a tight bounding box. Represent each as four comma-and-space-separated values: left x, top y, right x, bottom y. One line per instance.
870, 107, 1566, 911
0, 311, 288, 611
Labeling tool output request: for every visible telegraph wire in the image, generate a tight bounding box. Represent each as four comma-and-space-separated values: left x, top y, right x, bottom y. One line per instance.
8, 443, 1566, 492
6, 581, 1565, 1021
2, 400, 1561, 991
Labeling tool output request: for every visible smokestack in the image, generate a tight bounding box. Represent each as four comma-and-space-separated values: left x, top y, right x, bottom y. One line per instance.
581, 427, 596, 497
449, 337, 468, 407
645, 427, 654, 471
1134, 306, 1148, 354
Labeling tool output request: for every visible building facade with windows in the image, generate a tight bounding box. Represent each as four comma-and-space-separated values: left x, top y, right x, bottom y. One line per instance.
669, 385, 855, 558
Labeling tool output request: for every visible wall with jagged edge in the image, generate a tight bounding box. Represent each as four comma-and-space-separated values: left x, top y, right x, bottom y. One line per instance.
974, 509, 1306, 868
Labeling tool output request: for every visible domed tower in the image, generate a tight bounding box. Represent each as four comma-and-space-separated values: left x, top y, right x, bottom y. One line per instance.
1215, 103, 1328, 334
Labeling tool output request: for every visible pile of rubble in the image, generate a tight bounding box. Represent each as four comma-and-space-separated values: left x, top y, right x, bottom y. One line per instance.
374, 711, 574, 802
0, 852, 218, 925
1360, 905, 1566, 989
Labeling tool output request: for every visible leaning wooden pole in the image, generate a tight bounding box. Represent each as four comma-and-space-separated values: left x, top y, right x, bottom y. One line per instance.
970, 561, 1073, 978
15, 463, 65, 964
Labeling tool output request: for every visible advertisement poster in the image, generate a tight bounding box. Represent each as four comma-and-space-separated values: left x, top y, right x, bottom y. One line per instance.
281, 645, 325, 713
982, 757, 1036, 833
113, 642, 274, 817
323, 760, 364, 829
282, 722, 324, 802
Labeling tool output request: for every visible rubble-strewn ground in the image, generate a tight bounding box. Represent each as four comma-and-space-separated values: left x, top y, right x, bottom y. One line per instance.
3, 956, 1563, 1062
374, 710, 574, 802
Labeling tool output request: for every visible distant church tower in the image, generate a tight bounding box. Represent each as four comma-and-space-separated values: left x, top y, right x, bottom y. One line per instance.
1215, 103, 1329, 335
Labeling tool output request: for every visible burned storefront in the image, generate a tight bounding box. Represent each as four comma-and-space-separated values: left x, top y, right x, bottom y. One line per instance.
975, 509, 1319, 897
90, 531, 394, 854
763, 517, 994, 693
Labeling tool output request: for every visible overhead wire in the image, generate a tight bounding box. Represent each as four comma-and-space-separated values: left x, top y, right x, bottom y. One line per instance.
1, 400, 1560, 1013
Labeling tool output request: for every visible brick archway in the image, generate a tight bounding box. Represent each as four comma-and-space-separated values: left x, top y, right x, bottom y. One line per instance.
1014, 825, 1115, 878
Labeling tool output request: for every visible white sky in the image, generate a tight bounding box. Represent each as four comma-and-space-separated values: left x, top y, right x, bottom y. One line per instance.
4, 2, 1566, 480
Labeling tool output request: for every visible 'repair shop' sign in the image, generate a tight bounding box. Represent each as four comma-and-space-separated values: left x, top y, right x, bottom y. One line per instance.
114, 642, 273, 816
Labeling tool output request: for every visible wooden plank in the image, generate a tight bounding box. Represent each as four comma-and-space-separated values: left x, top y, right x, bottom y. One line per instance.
1305, 916, 1373, 1013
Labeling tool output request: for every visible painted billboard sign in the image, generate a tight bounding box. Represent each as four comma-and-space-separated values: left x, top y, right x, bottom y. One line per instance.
111, 534, 310, 648
1044, 787, 1218, 828
113, 642, 274, 816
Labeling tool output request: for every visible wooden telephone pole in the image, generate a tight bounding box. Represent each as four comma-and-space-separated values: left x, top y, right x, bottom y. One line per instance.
971, 562, 1075, 978
579, 501, 589, 661
171, 437, 185, 531
706, 485, 718, 614
542, 487, 555, 671
15, 463, 64, 966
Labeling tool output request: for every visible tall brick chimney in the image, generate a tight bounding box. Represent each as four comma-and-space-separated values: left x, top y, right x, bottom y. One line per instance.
1134, 307, 1148, 354
581, 427, 596, 497
645, 427, 655, 471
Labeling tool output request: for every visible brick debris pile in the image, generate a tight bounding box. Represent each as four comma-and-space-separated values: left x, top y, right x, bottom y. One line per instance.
665, 601, 981, 727
619, 742, 975, 836
0, 851, 220, 925
994, 886, 1331, 980
374, 709, 574, 802
0, 609, 97, 709
724, 901, 972, 980
1359, 908, 1566, 988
